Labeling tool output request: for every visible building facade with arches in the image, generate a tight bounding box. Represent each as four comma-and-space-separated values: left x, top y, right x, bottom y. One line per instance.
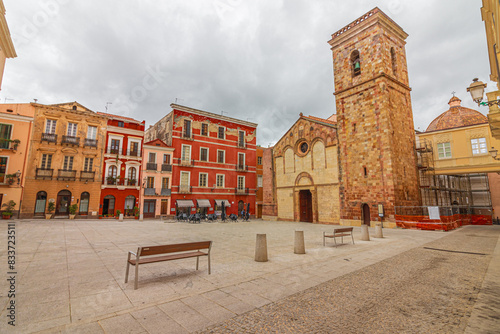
20, 102, 108, 218
98, 112, 145, 217
272, 114, 339, 224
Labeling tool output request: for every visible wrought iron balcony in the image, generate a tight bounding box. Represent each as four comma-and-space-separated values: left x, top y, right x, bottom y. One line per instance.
62, 135, 80, 146
107, 146, 120, 154
36, 168, 53, 180
161, 163, 172, 172
235, 187, 249, 195
0, 139, 20, 151
237, 141, 246, 149
84, 138, 98, 148
41, 133, 57, 143
146, 162, 157, 171
179, 159, 194, 167
127, 149, 140, 157
182, 132, 193, 140
179, 185, 192, 194
57, 169, 76, 181
161, 188, 171, 196
80, 170, 95, 181
236, 164, 249, 172
144, 187, 156, 196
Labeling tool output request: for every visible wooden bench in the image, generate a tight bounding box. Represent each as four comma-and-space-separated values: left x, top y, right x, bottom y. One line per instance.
125, 241, 212, 289
323, 227, 354, 247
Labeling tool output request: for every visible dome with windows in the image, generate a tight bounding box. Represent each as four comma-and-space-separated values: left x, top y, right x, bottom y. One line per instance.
425, 96, 488, 132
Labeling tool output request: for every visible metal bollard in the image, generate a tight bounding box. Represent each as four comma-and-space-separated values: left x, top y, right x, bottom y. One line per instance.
119, 213, 124, 221
255, 234, 268, 262
139, 213, 144, 221
374, 223, 383, 238
294, 230, 305, 254
360, 224, 370, 241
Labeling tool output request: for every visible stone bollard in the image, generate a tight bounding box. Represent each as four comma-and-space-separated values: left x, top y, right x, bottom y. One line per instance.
139, 214, 144, 221
374, 223, 383, 238
119, 213, 124, 221
361, 224, 370, 241
255, 234, 268, 262
294, 230, 306, 254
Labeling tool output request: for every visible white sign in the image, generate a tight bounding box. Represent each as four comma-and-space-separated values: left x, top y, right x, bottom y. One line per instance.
428, 206, 440, 220
171, 208, 175, 212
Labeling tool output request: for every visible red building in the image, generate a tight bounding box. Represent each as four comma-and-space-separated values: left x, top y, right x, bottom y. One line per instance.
98, 112, 145, 217
145, 104, 258, 217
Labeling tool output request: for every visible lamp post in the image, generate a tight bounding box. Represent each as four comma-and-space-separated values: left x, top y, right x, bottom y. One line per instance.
489, 147, 500, 160
15, 170, 21, 185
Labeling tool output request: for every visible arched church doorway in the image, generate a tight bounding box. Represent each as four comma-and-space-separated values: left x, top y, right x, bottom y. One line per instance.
362, 204, 371, 225
299, 190, 313, 222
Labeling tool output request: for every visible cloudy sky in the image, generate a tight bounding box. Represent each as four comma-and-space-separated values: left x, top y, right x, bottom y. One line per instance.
1, 0, 494, 146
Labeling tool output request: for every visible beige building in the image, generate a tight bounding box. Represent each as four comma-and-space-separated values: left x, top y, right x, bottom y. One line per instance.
272, 114, 339, 224
0, 0, 16, 90
21, 102, 108, 218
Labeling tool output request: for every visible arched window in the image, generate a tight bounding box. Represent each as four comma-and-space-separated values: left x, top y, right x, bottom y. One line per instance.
108, 165, 117, 177
34, 191, 47, 215
391, 47, 397, 75
79, 192, 90, 215
351, 50, 361, 77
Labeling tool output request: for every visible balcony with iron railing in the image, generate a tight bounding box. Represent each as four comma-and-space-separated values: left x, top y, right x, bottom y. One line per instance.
80, 170, 95, 181
179, 185, 192, 194
35, 168, 53, 180
57, 169, 76, 181
179, 159, 194, 167
41, 133, 57, 143
161, 188, 171, 196
235, 187, 249, 195
126, 149, 140, 157
237, 141, 246, 149
84, 138, 98, 148
146, 162, 157, 171
107, 146, 121, 155
62, 135, 80, 146
161, 163, 172, 172
144, 187, 156, 196
236, 164, 249, 172
105, 177, 138, 186
181, 131, 193, 140
0, 139, 20, 151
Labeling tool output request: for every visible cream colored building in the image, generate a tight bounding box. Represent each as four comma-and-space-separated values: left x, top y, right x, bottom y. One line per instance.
273, 114, 339, 224
0, 0, 16, 90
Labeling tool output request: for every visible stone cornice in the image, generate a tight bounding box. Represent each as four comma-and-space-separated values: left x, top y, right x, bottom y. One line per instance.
0, 1, 16, 58
333, 72, 411, 97
328, 7, 408, 50
171, 104, 258, 128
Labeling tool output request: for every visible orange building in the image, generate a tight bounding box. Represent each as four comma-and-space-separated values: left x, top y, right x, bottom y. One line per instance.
0, 104, 34, 216
21, 102, 108, 218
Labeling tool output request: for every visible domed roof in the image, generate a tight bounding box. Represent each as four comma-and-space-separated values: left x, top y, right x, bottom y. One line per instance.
425, 96, 488, 132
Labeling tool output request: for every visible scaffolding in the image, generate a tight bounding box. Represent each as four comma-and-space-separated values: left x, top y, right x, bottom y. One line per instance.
415, 139, 492, 209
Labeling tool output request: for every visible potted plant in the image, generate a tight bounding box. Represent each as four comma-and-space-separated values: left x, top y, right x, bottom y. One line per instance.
106, 176, 116, 185
46, 201, 55, 219
133, 206, 139, 219
116, 209, 121, 219
69, 204, 78, 219
6, 174, 15, 185
128, 178, 136, 186
2, 200, 15, 219
11, 139, 20, 150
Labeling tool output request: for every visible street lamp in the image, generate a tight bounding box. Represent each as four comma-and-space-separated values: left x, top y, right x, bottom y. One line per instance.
490, 147, 500, 160
15, 170, 21, 185
467, 78, 499, 106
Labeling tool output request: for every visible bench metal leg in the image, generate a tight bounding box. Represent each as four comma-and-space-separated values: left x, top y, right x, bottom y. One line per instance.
334, 236, 338, 247
323, 232, 325, 246
134, 264, 139, 290
351, 233, 355, 245
208, 254, 211, 274
125, 252, 131, 283
196, 256, 199, 270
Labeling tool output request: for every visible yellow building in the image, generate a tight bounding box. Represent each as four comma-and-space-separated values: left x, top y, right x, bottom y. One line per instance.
272, 114, 339, 224
416, 96, 500, 219
21, 102, 108, 218
0, 104, 34, 216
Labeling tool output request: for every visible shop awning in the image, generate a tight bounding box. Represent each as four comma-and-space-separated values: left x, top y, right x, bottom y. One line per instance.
215, 199, 231, 207
197, 199, 211, 208
176, 200, 194, 208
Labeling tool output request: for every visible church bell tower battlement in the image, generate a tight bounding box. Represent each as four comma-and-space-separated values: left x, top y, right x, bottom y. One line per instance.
328, 7, 420, 226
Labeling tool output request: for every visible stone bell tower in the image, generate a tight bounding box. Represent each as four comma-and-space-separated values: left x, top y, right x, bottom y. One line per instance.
328, 8, 420, 227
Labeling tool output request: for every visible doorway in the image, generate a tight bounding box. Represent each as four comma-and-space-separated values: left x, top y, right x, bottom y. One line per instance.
238, 200, 244, 217
102, 195, 115, 216
144, 199, 156, 218
362, 204, 371, 225
161, 199, 169, 215
34, 191, 47, 216
299, 190, 313, 222
56, 190, 71, 216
